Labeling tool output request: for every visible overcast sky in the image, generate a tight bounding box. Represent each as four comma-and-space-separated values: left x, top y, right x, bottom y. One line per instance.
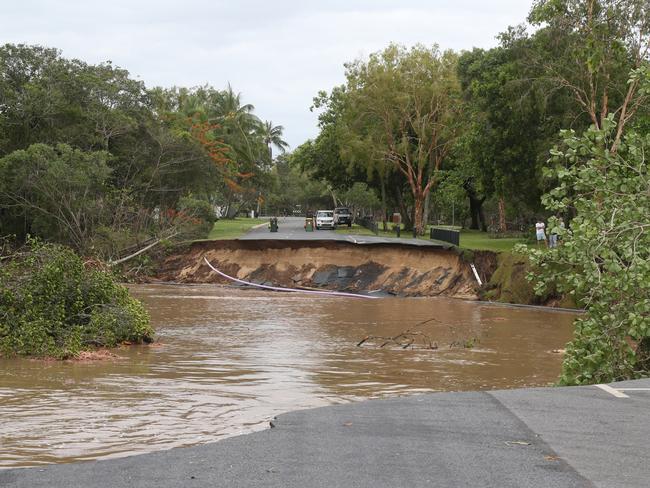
2, 1, 532, 148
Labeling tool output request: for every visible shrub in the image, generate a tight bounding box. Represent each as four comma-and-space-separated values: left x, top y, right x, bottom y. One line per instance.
526, 124, 650, 385
0, 240, 153, 359
172, 195, 217, 239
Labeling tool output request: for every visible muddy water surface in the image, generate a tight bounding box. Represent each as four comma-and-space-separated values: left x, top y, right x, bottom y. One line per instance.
0, 284, 576, 468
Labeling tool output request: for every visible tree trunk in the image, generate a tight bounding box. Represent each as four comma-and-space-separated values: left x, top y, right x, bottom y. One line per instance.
330, 189, 338, 208
422, 189, 431, 233
498, 197, 506, 233
469, 196, 479, 230
467, 194, 487, 231
463, 180, 487, 232
380, 172, 388, 231
478, 199, 488, 232
414, 193, 425, 235
396, 186, 412, 230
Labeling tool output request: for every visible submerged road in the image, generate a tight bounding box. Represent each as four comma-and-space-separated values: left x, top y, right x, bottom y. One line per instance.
239, 216, 452, 248
3, 379, 649, 487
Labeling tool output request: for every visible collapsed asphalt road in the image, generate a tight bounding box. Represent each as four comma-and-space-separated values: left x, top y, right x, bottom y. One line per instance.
3, 379, 649, 488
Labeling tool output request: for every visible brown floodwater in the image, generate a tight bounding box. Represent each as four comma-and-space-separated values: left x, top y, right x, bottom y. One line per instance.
0, 284, 577, 468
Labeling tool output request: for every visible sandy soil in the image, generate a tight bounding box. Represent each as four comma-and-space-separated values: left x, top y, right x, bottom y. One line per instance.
155, 240, 490, 298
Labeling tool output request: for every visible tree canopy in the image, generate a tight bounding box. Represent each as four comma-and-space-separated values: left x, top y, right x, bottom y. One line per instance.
0, 44, 288, 258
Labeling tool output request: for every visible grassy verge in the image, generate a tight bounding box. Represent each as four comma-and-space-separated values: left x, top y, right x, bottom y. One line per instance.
207, 218, 266, 240
459, 230, 525, 252
336, 224, 525, 252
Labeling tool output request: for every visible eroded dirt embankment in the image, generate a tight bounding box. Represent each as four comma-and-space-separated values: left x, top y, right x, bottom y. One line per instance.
155, 240, 496, 298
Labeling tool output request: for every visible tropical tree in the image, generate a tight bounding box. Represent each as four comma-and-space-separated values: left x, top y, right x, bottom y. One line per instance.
0, 44, 285, 255
259, 120, 289, 162
528, 0, 650, 152
338, 44, 463, 234
457, 42, 570, 232
526, 122, 650, 384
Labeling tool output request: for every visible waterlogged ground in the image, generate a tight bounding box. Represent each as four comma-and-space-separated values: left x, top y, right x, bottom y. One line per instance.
0, 284, 576, 468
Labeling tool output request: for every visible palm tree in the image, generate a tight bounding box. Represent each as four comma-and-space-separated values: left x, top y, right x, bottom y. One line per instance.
259, 120, 289, 162
210, 84, 265, 164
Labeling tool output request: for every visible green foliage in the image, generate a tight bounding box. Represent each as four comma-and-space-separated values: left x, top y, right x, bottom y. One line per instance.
528, 0, 649, 149
0, 44, 285, 257
0, 240, 153, 358
206, 218, 266, 240
265, 155, 331, 215
526, 124, 650, 385
341, 183, 380, 215
177, 195, 218, 238
0, 143, 111, 251
341, 44, 462, 233
482, 253, 543, 304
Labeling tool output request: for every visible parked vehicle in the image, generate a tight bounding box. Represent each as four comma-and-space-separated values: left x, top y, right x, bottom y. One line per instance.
334, 207, 352, 227
315, 210, 335, 230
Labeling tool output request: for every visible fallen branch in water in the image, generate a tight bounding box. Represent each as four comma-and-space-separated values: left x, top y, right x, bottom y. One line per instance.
356, 316, 481, 351
357, 316, 442, 350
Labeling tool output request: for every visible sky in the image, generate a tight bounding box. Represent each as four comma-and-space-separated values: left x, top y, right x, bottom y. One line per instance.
1, 1, 533, 148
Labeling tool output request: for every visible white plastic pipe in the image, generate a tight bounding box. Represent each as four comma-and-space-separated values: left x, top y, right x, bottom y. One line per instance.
203, 257, 378, 299
470, 263, 483, 286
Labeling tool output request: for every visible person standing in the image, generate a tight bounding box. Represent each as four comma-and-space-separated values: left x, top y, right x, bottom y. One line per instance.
535, 219, 547, 247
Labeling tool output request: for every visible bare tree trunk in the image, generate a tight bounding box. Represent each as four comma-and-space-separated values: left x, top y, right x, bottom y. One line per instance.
478, 199, 487, 232
396, 186, 412, 230
330, 188, 338, 208
380, 172, 388, 231
498, 197, 507, 233
414, 194, 425, 235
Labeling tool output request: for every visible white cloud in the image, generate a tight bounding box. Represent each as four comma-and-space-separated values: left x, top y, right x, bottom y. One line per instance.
1, 0, 533, 147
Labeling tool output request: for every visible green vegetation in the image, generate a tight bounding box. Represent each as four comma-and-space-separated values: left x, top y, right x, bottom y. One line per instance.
0, 0, 648, 384
482, 253, 540, 305
298, 0, 650, 384
456, 231, 524, 253
0, 240, 153, 359
207, 218, 266, 240
293, 0, 649, 238
526, 125, 650, 385
298, 0, 650, 385
0, 44, 289, 259
0, 44, 289, 357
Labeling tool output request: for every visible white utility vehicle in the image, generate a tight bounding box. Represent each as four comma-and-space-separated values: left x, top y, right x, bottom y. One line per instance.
315, 210, 335, 230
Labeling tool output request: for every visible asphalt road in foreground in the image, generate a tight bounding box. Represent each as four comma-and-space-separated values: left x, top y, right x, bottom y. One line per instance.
239, 216, 451, 248
3, 379, 649, 487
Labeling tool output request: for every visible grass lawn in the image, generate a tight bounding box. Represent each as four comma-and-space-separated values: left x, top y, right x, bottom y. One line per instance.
207, 218, 266, 240
459, 229, 525, 252
335, 224, 392, 237
336, 224, 526, 252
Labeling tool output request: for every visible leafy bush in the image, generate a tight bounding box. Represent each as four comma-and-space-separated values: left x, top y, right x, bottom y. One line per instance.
526, 123, 650, 385
176, 195, 218, 238
0, 240, 153, 359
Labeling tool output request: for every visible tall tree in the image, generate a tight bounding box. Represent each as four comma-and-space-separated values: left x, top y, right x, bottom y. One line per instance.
528, 0, 650, 151
340, 44, 462, 233
258, 120, 289, 161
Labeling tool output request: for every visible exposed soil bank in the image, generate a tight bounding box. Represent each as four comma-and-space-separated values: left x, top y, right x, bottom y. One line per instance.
155, 240, 494, 299
152, 239, 574, 307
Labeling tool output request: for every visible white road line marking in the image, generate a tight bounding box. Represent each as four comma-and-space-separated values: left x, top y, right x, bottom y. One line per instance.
617, 388, 650, 391
596, 384, 629, 398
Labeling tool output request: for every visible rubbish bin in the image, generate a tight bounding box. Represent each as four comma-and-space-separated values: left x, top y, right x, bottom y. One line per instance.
304, 218, 314, 232
269, 217, 279, 232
